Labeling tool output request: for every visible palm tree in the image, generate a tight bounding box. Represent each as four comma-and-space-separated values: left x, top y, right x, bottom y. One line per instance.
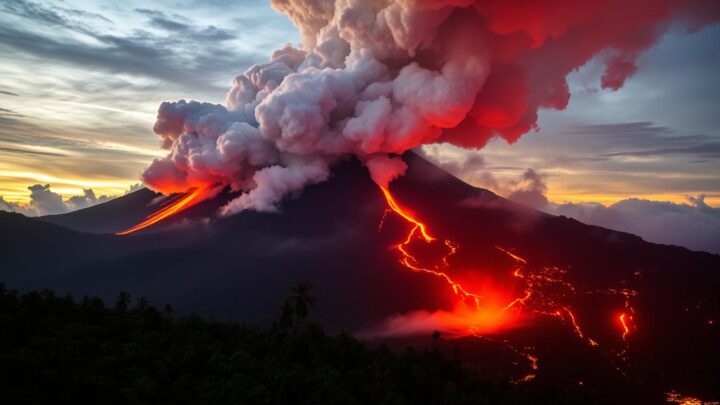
115, 291, 131, 311
289, 282, 315, 320
277, 282, 315, 328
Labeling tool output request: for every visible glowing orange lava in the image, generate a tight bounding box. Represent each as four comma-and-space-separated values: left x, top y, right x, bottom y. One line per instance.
372, 184, 649, 380
563, 307, 585, 339
377, 184, 639, 353
379, 186, 434, 242
665, 390, 719, 405
116, 187, 209, 235
379, 186, 484, 308
619, 313, 631, 340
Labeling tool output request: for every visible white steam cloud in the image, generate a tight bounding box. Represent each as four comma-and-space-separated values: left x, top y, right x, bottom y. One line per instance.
141, 0, 719, 215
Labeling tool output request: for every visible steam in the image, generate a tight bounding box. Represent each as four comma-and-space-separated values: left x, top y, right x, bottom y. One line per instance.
142, 0, 719, 214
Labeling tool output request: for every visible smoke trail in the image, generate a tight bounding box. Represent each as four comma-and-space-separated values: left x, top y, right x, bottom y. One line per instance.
141, 0, 719, 214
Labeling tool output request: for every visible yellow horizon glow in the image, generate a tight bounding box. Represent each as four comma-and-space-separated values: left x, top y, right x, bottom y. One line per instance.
0, 172, 140, 203
546, 192, 719, 208
5, 178, 717, 209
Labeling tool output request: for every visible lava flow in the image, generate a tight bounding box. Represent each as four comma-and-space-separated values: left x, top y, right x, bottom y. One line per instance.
379, 186, 483, 307
116, 187, 210, 235
377, 184, 640, 356
619, 313, 631, 341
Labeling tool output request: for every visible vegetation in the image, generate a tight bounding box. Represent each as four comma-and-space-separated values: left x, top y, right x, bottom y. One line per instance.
0, 282, 500, 404
0, 282, 610, 404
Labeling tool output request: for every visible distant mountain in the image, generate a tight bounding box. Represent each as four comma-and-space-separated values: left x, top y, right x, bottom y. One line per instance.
40, 187, 236, 235
40, 187, 159, 234
2, 152, 718, 401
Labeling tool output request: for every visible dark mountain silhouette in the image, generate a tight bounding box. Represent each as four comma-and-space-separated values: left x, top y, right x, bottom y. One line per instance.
1, 152, 718, 402
40, 187, 236, 235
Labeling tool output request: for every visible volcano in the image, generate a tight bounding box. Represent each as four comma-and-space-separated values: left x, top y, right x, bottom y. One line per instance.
2, 152, 718, 402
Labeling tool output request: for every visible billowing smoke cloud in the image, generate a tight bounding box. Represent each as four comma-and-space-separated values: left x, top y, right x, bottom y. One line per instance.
0, 184, 111, 216
506, 169, 549, 210
142, 0, 720, 215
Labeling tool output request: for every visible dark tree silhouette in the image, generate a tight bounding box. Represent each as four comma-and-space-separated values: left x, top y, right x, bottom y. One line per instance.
278, 282, 315, 328
114, 290, 131, 311
0, 282, 649, 404
289, 281, 315, 320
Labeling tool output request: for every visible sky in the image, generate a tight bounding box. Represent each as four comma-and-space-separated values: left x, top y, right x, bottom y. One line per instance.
424, 23, 720, 207
0, 1, 718, 250
0, 0, 297, 203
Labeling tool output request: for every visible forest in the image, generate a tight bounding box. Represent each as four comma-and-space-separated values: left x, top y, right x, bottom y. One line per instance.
0, 282, 597, 404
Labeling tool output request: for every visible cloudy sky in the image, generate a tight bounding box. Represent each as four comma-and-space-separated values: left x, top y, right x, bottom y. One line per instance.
0, 0, 718, 250
424, 24, 720, 206
0, 0, 296, 202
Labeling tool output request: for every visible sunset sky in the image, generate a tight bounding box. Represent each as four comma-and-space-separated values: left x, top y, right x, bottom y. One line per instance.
0, 0, 718, 208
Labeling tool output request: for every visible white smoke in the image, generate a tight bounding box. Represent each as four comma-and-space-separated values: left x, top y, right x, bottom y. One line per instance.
140, 0, 719, 216
142, 1, 497, 213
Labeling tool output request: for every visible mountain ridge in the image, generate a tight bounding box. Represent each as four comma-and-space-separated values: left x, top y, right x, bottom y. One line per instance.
1, 152, 718, 400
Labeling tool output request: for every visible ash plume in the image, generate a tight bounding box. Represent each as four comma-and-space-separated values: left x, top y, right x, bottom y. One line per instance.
142, 0, 720, 214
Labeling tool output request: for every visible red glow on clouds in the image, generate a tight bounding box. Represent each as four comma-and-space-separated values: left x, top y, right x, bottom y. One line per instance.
366, 302, 521, 339
442, 0, 720, 147
135, 0, 719, 221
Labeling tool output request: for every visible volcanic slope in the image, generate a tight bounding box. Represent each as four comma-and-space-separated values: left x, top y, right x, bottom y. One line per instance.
2, 152, 718, 401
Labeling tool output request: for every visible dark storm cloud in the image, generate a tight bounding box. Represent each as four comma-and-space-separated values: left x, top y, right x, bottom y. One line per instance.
2, 0, 75, 27
0, 26, 231, 93
135, 9, 191, 32
566, 122, 720, 158
604, 143, 720, 158
0, 111, 34, 131
134, 8, 236, 41
0, 107, 26, 118
0, 90, 20, 96
0, 146, 65, 157
0, 1, 258, 93
0, 0, 110, 34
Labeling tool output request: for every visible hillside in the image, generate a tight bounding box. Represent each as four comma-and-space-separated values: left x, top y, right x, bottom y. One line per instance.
1, 152, 718, 401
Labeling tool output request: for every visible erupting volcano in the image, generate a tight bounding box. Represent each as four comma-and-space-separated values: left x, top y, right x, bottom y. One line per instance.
116, 176, 640, 355
1, 0, 719, 402
8, 152, 720, 402
10, 0, 715, 401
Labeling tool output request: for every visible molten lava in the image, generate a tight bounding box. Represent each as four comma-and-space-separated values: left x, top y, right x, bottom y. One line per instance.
379, 186, 434, 242
619, 313, 631, 340
376, 184, 640, 358
379, 186, 483, 307
116, 187, 210, 235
